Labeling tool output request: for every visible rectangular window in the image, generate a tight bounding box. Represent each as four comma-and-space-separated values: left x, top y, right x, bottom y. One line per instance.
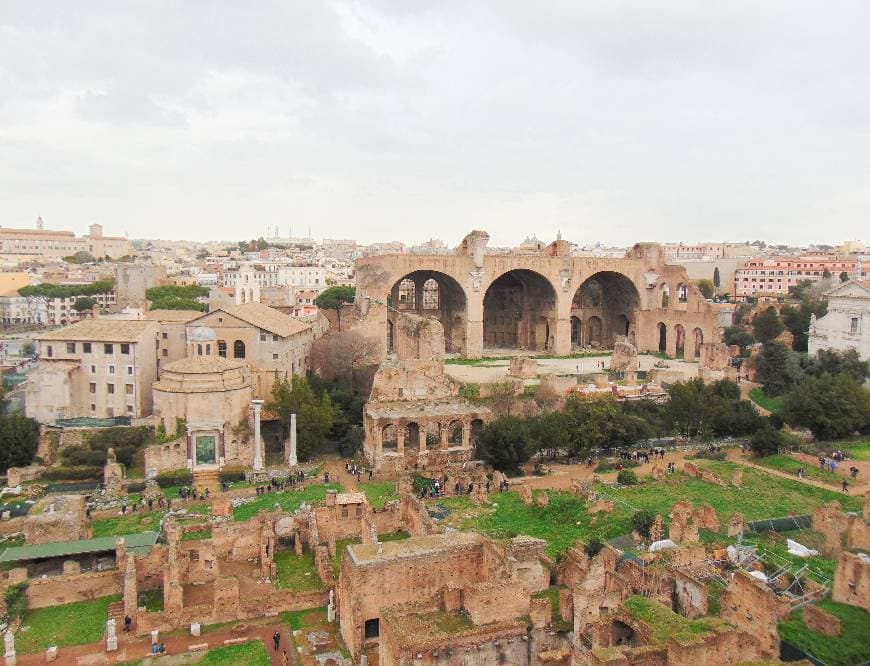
90, 404, 96, 412
107, 407, 114, 417
66, 342, 76, 353
90, 365, 96, 374
47, 345, 53, 357
121, 343, 130, 354
107, 383, 115, 394
851, 317, 859, 335
109, 365, 115, 374
127, 366, 134, 375
89, 382, 96, 394
125, 384, 134, 395
162, 349, 168, 357
127, 405, 134, 414
272, 353, 279, 360
104, 343, 113, 354
260, 333, 267, 342
83, 342, 92, 353
162, 332, 168, 340
273, 334, 279, 342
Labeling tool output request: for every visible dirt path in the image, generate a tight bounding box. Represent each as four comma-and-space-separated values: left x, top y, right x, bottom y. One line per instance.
321, 455, 360, 492
725, 449, 865, 494
15, 617, 295, 665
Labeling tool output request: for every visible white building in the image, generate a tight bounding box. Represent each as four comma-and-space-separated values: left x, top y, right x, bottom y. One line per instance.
808, 280, 870, 360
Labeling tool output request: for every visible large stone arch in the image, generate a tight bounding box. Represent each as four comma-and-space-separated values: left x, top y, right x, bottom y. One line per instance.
388, 270, 468, 354
483, 269, 558, 351
571, 271, 640, 348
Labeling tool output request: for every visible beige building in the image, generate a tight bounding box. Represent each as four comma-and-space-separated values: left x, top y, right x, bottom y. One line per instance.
184, 302, 315, 399
0, 222, 131, 263
27, 319, 158, 423
143, 309, 204, 371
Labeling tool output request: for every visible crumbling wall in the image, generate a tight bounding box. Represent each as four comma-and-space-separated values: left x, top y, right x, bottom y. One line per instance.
720, 571, 789, 658
463, 581, 530, 625
674, 570, 708, 619
26, 569, 120, 609
832, 551, 870, 610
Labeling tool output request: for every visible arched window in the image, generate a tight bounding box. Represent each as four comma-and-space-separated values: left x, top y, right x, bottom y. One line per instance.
205, 344, 211, 355
677, 283, 688, 303
661, 285, 670, 308
233, 340, 246, 359
217, 340, 227, 357
197, 343, 203, 356
397, 279, 416, 310
422, 279, 440, 309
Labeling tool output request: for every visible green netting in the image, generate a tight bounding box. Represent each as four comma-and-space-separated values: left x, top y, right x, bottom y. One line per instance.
747, 515, 811, 533
2, 373, 27, 390
55, 416, 131, 428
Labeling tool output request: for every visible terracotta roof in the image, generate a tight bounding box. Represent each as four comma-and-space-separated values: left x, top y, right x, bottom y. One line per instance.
216, 303, 311, 338
161, 355, 245, 374
36, 319, 156, 343
144, 309, 203, 322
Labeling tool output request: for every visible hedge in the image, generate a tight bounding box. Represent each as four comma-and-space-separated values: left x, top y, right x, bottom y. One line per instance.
219, 467, 246, 484
126, 481, 146, 493
155, 470, 193, 489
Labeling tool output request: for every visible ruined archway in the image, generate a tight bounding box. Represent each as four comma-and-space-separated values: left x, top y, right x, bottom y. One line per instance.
570, 316, 582, 347
405, 422, 420, 451
572, 272, 640, 348
389, 271, 468, 354
693, 328, 704, 358
382, 424, 398, 451
675, 324, 686, 357
658, 323, 667, 352
483, 270, 557, 351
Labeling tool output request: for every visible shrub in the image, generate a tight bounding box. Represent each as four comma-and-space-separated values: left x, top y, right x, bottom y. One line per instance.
595, 459, 639, 472
631, 509, 656, 538
3, 582, 28, 622
126, 481, 146, 493
585, 536, 604, 558
690, 450, 727, 461
155, 470, 193, 489
40, 466, 102, 481
617, 470, 639, 485
750, 424, 782, 457
219, 467, 246, 484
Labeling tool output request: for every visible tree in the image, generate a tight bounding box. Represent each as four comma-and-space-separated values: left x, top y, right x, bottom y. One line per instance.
822, 269, 832, 279
0, 413, 40, 472
528, 411, 575, 459
309, 330, 379, 394
713, 267, 721, 289
723, 326, 754, 350
711, 379, 740, 401
473, 416, 532, 473
666, 379, 715, 438
780, 373, 870, 440
21, 342, 35, 357
617, 469, 638, 485
839, 272, 849, 283
72, 296, 96, 312
696, 279, 715, 300
146, 284, 209, 312
62, 251, 96, 264
805, 349, 869, 383
19, 280, 114, 299
585, 537, 604, 558
751, 308, 784, 343
749, 423, 782, 457
631, 510, 656, 539
314, 286, 356, 331
754, 342, 801, 396
268, 376, 336, 461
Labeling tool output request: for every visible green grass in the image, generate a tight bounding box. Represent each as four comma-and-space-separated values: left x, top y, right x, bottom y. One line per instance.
359, 480, 398, 509
751, 454, 842, 485
274, 549, 325, 592
430, 462, 862, 558
444, 356, 511, 366
232, 483, 342, 521
15, 595, 120, 654
196, 639, 270, 666
282, 606, 326, 631
843, 440, 870, 461
138, 588, 163, 612
182, 527, 212, 541
778, 599, 870, 666
623, 596, 727, 644
91, 510, 165, 538
430, 610, 474, 634
749, 387, 782, 413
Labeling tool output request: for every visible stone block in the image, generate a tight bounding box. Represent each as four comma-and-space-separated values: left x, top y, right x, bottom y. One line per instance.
530, 597, 551, 627
190, 622, 201, 636
45, 646, 57, 662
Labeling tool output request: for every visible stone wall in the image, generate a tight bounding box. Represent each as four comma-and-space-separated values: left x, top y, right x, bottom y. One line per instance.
26, 569, 120, 609
674, 570, 708, 619
832, 551, 870, 610
462, 582, 530, 625
720, 571, 790, 658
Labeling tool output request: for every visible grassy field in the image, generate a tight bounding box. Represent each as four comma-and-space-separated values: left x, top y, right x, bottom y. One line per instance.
197, 640, 271, 665
623, 596, 727, 644
91, 510, 165, 538
16, 595, 120, 653
749, 387, 782, 413
778, 599, 870, 666
282, 606, 326, 631
138, 588, 163, 612
428, 461, 862, 558
751, 454, 842, 485
274, 549, 325, 592
233, 483, 342, 521
182, 527, 212, 541
732, 528, 835, 584
359, 481, 398, 509
843, 440, 870, 461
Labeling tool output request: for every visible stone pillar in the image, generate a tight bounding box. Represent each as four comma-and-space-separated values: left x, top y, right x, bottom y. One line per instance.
440, 424, 449, 450
327, 589, 336, 623
4, 631, 15, 665
396, 426, 405, 454
251, 400, 264, 471
288, 413, 298, 467
554, 317, 571, 355
419, 423, 427, 452
462, 422, 471, 449
123, 555, 138, 618
106, 619, 118, 652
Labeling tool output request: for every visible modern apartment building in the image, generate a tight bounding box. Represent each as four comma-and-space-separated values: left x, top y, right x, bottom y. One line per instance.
733, 255, 869, 299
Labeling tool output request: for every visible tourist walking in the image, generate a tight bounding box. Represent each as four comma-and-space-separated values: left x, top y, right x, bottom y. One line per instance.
273, 631, 281, 651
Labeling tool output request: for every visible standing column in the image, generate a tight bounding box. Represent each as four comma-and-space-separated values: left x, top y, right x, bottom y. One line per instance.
288, 413, 298, 466
251, 400, 264, 471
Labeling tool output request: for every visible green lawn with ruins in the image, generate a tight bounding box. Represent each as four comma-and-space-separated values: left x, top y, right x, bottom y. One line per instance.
359, 480, 398, 509
232, 483, 342, 521
623, 595, 729, 644
274, 549, 325, 592
750, 454, 843, 485
91, 510, 166, 538
430, 461, 861, 558
15, 595, 120, 653
842, 440, 870, 460
778, 599, 870, 666
196, 639, 270, 665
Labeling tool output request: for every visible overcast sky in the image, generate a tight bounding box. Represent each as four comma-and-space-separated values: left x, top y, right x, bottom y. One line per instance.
1, 1, 868, 248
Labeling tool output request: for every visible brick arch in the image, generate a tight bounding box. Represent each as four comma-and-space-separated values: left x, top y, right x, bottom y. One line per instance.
482, 269, 558, 351
388, 270, 468, 354
572, 271, 640, 348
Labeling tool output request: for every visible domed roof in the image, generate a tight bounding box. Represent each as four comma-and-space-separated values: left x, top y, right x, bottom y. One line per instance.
188, 326, 217, 342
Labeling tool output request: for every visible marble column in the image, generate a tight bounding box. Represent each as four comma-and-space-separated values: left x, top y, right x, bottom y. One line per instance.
288, 413, 298, 466
251, 400, 264, 471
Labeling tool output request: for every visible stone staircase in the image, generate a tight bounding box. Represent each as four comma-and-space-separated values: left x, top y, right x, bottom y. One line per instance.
107, 600, 125, 631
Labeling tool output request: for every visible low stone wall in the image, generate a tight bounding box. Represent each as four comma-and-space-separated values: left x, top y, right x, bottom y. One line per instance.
26, 569, 120, 609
